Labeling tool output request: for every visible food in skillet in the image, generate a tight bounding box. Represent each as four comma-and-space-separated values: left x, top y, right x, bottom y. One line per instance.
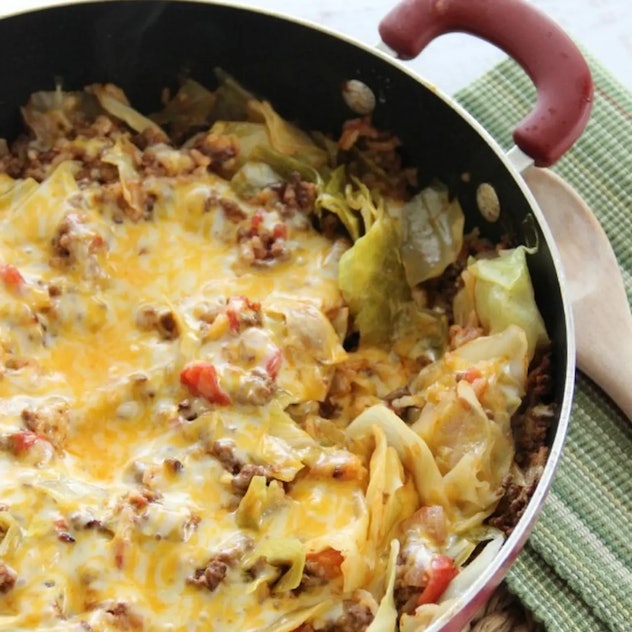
0, 73, 554, 631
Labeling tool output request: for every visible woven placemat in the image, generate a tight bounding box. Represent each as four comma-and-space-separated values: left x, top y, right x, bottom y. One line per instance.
453, 54, 632, 631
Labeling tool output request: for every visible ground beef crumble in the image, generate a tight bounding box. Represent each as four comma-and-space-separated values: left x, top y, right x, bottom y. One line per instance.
236, 211, 290, 266
135, 305, 180, 340
0, 561, 17, 593
187, 536, 253, 592
208, 438, 273, 495
488, 349, 556, 534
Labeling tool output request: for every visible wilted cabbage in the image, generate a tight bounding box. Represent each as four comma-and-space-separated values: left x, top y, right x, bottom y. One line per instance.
88, 83, 166, 139
236, 475, 285, 530
211, 68, 257, 121
20, 87, 102, 149
152, 78, 217, 140
243, 537, 306, 592
399, 183, 465, 286
454, 246, 549, 360
0, 511, 23, 557
315, 166, 383, 241
230, 161, 283, 198
338, 211, 410, 345
249, 99, 327, 169
365, 539, 400, 632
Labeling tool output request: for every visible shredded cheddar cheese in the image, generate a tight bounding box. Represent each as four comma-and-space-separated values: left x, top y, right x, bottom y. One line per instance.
0, 79, 553, 632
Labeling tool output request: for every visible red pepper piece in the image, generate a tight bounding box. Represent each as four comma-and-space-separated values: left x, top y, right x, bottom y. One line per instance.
180, 362, 231, 405
417, 554, 458, 606
10, 431, 42, 453
264, 348, 282, 380
462, 366, 483, 383
272, 223, 287, 240
226, 308, 241, 332
0, 264, 25, 290
306, 548, 344, 579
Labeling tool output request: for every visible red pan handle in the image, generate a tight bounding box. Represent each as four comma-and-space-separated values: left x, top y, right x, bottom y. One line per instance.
379, 0, 593, 167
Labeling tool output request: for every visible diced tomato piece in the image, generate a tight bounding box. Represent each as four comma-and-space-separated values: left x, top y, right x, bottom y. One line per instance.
264, 348, 282, 380
417, 554, 458, 606
402, 505, 447, 544
10, 431, 41, 453
90, 234, 105, 251
306, 548, 344, 579
462, 366, 483, 383
225, 296, 261, 333
0, 264, 25, 290
251, 209, 265, 230
180, 362, 231, 405
272, 223, 287, 240
226, 308, 240, 332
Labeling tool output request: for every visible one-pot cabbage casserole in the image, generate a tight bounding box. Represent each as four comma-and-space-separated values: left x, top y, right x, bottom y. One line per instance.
0, 73, 555, 631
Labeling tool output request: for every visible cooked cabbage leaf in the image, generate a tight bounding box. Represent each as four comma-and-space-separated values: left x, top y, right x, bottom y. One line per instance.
391, 302, 448, 363
89, 84, 166, 138
454, 246, 549, 360
0, 175, 39, 215
365, 426, 418, 553
2, 161, 78, 246
366, 538, 400, 632
101, 137, 144, 217
215, 123, 321, 189
315, 166, 383, 242
212, 68, 257, 121
209, 120, 269, 165
244, 537, 306, 593
249, 144, 320, 183
347, 328, 527, 526
259, 401, 319, 481
400, 184, 464, 286
337, 182, 460, 351
316, 165, 362, 241
0, 511, 23, 557
21, 88, 102, 149
248, 99, 327, 169
230, 161, 283, 198
346, 404, 447, 508
256, 601, 334, 632
439, 532, 503, 604
410, 326, 528, 524
338, 211, 411, 345
236, 475, 285, 530
208, 73, 329, 179
152, 78, 216, 139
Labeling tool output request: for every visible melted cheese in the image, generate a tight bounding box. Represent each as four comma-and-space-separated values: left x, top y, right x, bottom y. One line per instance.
0, 159, 382, 631
0, 110, 524, 629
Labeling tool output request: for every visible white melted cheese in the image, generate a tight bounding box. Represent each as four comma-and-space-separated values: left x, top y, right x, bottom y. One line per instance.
0, 164, 377, 631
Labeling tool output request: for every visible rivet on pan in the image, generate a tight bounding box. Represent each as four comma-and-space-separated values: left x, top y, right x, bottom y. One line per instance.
476, 182, 501, 222
342, 80, 376, 115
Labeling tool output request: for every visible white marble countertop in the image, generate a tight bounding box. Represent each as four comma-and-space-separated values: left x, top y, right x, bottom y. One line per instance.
1, 0, 630, 96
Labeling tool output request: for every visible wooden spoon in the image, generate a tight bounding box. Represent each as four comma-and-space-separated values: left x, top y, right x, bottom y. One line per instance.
523, 166, 632, 420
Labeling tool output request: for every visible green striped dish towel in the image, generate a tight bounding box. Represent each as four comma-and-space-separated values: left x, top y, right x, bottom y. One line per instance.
455, 55, 631, 631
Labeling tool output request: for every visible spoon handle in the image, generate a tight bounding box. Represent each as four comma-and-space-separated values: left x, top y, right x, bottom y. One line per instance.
576, 307, 632, 421
523, 167, 632, 422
